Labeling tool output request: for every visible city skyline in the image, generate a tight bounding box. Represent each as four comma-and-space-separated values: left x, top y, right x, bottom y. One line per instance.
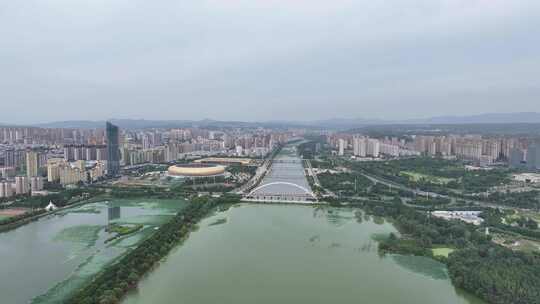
2, 1, 540, 124
2, 1, 540, 303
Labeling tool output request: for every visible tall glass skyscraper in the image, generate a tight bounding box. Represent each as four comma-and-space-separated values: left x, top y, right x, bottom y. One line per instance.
106, 122, 120, 176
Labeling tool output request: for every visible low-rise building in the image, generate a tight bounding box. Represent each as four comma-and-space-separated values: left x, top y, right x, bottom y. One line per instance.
513, 173, 540, 184
431, 211, 484, 226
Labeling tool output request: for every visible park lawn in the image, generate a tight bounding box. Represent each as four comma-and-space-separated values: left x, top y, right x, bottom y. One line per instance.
522, 211, 540, 223
517, 239, 540, 253
432, 247, 455, 257
493, 234, 540, 253
508, 210, 540, 225
401, 171, 456, 184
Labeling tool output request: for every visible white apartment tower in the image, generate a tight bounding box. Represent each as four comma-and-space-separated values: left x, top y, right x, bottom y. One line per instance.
338, 139, 346, 156
353, 137, 367, 157
367, 139, 380, 157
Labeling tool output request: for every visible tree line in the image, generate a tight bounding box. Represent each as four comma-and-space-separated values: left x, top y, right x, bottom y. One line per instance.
337, 198, 540, 304
67, 194, 241, 304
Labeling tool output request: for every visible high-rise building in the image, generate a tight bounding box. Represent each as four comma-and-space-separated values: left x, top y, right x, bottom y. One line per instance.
89, 161, 106, 181
165, 144, 179, 162
0, 182, 13, 198
414, 136, 426, 153
338, 139, 345, 156
510, 148, 525, 168
4, 149, 15, 167
367, 139, 380, 157
0, 167, 15, 178
527, 145, 540, 170
96, 145, 107, 161
73, 146, 84, 161
15, 176, 29, 195
59, 164, 87, 186
47, 158, 64, 183
0, 182, 7, 198
30, 176, 44, 192
380, 143, 399, 157
26, 150, 38, 178
85, 146, 97, 161
106, 122, 120, 176
64, 145, 74, 161
353, 137, 367, 157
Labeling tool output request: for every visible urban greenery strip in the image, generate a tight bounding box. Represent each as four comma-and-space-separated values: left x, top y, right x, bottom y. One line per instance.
67, 194, 240, 304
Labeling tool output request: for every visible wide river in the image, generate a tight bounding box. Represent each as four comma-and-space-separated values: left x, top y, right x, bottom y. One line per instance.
123, 204, 484, 304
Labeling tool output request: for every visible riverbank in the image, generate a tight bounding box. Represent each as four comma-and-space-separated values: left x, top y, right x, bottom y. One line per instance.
0, 196, 189, 304
67, 194, 241, 304
0, 194, 108, 234
342, 198, 540, 304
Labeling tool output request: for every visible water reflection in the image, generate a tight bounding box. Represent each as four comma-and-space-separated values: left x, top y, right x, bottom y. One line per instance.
391, 255, 449, 280
108, 206, 121, 222
323, 208, 356, 227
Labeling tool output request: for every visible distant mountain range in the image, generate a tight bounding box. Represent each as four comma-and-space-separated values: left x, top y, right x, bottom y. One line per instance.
4, 112, 540, 130
31, 119, 296, 130
281, 112, 540, 129
404, 112, 540, 125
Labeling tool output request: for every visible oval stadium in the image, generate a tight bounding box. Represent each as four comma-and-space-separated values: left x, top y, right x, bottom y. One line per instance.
167, 163, 226, 178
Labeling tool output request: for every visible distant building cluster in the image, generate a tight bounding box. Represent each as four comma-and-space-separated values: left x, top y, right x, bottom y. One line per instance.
0, 126, 106, 146
0, 147, 48, 198
0, 176, 44, 198
0, 122, 300, 199
63, 145, 108, 162
411, 135, 539, 169
328, 133, 540, 169
47, 159, 106, 186
119, 128, 290, 166
412, 135, 521, 165
330, 135, 420, 158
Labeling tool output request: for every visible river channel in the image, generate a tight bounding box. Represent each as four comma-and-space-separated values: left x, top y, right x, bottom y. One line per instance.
251, 144, 312, 198
122, 204, 484, 304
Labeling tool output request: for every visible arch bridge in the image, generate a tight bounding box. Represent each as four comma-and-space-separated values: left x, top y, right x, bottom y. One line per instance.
245, 181, 317, 203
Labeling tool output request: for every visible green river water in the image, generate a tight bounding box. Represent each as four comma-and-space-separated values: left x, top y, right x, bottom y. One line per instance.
0, 197, 187, 304
122, 204, 484, 304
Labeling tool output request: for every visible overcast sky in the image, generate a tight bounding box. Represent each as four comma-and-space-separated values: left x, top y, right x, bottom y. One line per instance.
1, 0, 539, 124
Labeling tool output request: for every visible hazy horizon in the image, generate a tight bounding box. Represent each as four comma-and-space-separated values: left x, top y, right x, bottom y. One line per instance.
3, 111, 540, 128
2, 0, 539, 124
